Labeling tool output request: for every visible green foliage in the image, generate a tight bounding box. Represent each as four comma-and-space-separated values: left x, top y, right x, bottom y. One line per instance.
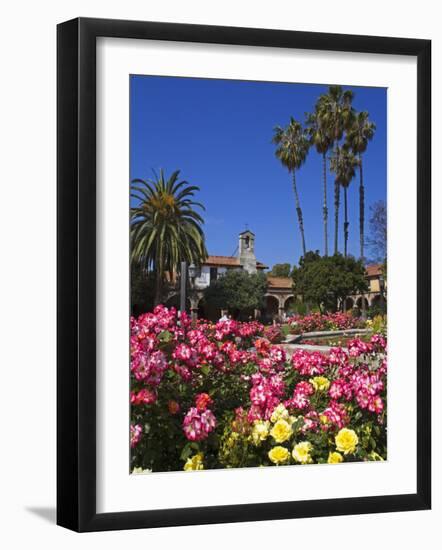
305, 109, 333, 256
370, 314, 387, 335
315, 86, 355, 256
272, 117, 310, 256
203, 270, 267, 317
330, 146, 359, 256
350, 307, 361, 318
305, 110, 332, 155
292, 252, 368, 312
130, 169, 207, 304
272, 117, 310, 172
130, 265, 155, 315
290, 300, 308, 316
346, 111, 376, 155
330, 145, 359, 189
269, 263, 291, 277
369, 303, 387, 318
316, 85, 354, 143
346, 111, 376, 262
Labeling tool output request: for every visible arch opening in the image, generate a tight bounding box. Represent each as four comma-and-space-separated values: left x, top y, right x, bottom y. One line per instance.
261, 295, 279, 324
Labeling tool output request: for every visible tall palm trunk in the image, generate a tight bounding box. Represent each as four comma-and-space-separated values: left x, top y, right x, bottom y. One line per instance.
333, 179, 340, 254
322, 152, 328, 256
359, 155, 365, 260
358, 154, 366, 318
292, 171, 307, 257
343, 185, 349, 257
332, 143, 340, 255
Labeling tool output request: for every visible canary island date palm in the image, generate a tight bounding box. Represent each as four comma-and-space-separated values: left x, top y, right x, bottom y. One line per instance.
330, 146, 359, 258
130, 169, 207, 305
272, 117, 310, 257
317, 85, 355, 254
306, 110, 333, 256
346, 111, 376, 263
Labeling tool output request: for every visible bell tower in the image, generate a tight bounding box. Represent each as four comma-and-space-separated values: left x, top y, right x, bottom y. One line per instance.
238, 230, 257, 274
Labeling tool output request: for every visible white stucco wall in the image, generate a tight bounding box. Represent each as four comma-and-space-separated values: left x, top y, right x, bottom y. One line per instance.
194, 265, 210, 288
194, 266, 231, 288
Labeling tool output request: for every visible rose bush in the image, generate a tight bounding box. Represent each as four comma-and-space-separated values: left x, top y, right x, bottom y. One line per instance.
287, 312, 366, 334
130, 306, 387, 472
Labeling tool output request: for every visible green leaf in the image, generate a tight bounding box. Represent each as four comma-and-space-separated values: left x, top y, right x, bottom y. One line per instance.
180, 442, 194, 461
201, 364, 210, 376
158, 330, 173, 343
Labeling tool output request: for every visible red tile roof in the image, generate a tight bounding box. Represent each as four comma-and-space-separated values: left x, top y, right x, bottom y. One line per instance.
267, 276, 293, 289
203, 255, 240, 267
203, 255, 269, 269
366, 264, 383, 277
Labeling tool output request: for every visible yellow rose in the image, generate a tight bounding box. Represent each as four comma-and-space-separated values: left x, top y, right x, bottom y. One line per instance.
328, 451, 344, 464
292, 441, 313, 464
268, 446, 290, 464
368, 451, 385, 461
251, 420, 270, 446
184, 452, 204, 471
270, 419, 293, 443
310, 376, 330, 392
335, 428, 359, 455
270, 403, 289, 423
226, 431, 239, 448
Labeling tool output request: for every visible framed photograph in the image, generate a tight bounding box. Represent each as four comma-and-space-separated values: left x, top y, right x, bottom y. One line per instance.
57, 17, 431, 532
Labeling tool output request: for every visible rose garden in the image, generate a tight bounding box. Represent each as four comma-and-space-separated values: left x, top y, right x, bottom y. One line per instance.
130, 307, 387, 472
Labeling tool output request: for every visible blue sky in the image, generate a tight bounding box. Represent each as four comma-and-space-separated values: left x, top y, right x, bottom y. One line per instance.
130, 75, 386, 269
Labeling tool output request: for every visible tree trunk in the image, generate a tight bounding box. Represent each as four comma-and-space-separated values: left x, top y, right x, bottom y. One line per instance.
292, 171, 307, 257
359, 155, 367, 318
334, 180, 340, 254
343, 185, 349, 257
154, 253, 164, 306
322, 152, 328, 256
359, 155, 365, 261
154, 272, 162, 306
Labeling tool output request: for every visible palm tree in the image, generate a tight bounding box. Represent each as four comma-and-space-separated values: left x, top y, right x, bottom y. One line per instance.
306, 110, 332, 256
330, 146, 359, 257
317, 85, 354, 144
130, 169, 207, 305
272, 117, 310, 257
317, 85, 354, 253
346, 111, 376, 263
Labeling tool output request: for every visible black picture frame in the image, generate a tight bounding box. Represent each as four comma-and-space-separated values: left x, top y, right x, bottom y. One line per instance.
57, 17, 431, 532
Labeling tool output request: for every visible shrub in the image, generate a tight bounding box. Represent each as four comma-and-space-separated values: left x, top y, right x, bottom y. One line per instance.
286, 312, 365, 334
130, 306, 387, 472
369, 303, 387, 318
368, 315, 387, 336
292, 301, 308, 316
